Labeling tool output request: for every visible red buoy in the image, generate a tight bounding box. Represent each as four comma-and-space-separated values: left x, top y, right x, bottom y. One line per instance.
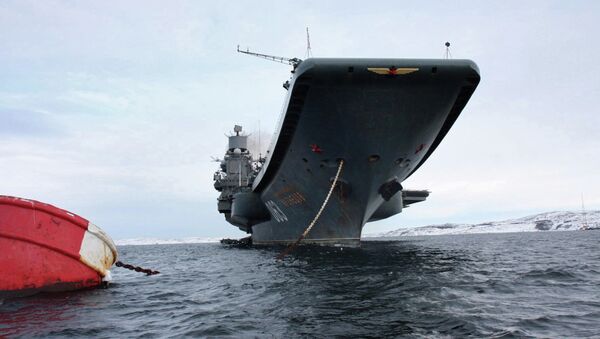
0, 196, 117, 298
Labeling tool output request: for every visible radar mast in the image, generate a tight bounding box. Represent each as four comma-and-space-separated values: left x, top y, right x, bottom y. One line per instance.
444, 41, 452, 59
305, 27, 313, 58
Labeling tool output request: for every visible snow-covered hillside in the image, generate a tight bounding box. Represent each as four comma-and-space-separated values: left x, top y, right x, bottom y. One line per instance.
115, 237, 220, 246
115, 211, 599, 244
367, 211, 600, 238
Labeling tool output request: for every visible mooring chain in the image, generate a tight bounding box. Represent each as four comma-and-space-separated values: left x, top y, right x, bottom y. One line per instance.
115, 261, 160, 275
277, 159, 345, 260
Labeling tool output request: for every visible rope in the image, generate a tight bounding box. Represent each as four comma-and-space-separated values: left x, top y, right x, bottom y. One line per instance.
115, 261, 160, 276
277, 159, 345, 260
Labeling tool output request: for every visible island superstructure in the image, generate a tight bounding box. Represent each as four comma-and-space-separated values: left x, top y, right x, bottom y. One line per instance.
214, 57, 480, 246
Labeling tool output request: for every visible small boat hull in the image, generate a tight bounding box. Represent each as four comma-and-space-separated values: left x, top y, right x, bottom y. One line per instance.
0, 196, 117, 298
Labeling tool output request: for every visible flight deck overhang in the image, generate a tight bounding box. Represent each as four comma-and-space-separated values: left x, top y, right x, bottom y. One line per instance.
251, 58, 481, 192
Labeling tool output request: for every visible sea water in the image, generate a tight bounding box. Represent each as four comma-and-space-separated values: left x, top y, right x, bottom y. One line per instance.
1, 231, 599, 337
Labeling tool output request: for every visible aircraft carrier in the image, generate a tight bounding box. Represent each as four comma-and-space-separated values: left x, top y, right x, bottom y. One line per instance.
214, 57, 480, 246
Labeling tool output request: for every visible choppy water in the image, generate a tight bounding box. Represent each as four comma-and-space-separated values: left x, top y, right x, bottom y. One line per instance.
1, 231, 600, 338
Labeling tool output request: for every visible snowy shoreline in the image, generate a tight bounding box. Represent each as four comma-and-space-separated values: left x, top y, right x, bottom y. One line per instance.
115, 211, 599, 245
365, 210, 599, 238
115, 237, 221, 246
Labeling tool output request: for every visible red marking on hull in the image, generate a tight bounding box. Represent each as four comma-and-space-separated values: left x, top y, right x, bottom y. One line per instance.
310, 144, 323, 153
415, 143, 426, 154
0, 196, 102, 296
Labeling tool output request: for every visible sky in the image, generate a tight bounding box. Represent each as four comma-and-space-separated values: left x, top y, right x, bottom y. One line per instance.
1, 1, 599, 240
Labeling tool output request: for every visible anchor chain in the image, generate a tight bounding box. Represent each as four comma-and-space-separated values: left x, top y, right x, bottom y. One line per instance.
277, 159, 345, 260
115, 261, 160, 275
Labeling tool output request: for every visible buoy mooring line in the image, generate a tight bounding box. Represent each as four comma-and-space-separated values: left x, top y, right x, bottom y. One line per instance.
115, 261, 160, 275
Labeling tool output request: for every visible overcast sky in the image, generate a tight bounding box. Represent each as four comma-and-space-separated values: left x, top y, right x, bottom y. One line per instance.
1, 1, 599, 240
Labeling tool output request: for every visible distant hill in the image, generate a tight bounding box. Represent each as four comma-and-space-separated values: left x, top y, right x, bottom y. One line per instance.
366, 211, 600, 238
115, 211, 599, 245
115, 237, 220, 246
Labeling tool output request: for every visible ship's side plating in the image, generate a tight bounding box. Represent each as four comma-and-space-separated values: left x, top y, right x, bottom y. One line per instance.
216, 58, 480, 246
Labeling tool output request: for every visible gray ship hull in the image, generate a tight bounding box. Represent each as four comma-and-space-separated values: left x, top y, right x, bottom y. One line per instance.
221, 58, 480, 246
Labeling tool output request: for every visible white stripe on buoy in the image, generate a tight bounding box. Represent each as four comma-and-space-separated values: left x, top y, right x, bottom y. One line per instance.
79, 223, 118, 277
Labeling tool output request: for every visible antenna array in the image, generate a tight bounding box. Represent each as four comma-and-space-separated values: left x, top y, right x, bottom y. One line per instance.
236, 45, 301, 66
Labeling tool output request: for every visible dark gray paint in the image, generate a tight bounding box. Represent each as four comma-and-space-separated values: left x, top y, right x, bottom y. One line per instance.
218, 58, 480, 246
